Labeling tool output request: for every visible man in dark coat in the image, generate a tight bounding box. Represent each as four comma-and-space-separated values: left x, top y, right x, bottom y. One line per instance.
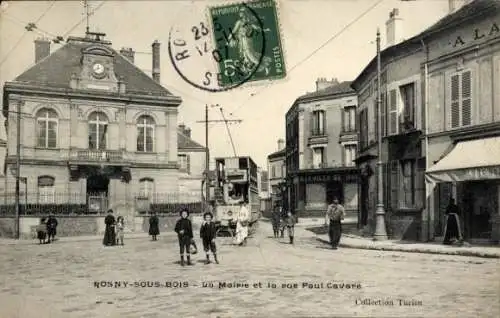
325, 198, 345, 249
174, 209, 194, 266
271, 204, 281, 238
200, 212, 219, 264
46, 214, 58, 243
149, 211, 160, 241
443, 198, 462, 245
103, 209, 116, 246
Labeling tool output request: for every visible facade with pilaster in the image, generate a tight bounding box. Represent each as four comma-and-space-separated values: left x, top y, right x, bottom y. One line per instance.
1, 32, 185, 225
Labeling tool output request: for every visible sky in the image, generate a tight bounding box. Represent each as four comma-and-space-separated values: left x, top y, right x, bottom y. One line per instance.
0, 0, 452, 169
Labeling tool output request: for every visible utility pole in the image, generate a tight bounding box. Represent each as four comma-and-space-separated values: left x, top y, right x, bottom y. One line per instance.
196, 104, 242, 209
373, 29, 388, 241
15, 101, 22, 239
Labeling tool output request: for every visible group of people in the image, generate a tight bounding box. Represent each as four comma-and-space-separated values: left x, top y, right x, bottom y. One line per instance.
271, 198, 346, 249
36, 215, 58, 244
271, 205, 296, 244
102, 209, 125, 246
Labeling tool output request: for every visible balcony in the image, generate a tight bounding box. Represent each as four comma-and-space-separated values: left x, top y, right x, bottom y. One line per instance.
308, 130, 328, 146
69, 149, 126, 164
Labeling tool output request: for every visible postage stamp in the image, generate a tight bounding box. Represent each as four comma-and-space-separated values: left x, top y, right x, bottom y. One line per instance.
168, 0, 285, 92
209, 0, 286, 87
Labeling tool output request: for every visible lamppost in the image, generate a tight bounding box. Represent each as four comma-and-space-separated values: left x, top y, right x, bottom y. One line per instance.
373, 29, 388, 241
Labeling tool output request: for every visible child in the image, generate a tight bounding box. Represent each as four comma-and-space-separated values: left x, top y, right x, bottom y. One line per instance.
285, 212, 296, 244
174, 209, 194, 266
36, 218, 47, 244
200, 212, 219, 264
115, 216, 125, 246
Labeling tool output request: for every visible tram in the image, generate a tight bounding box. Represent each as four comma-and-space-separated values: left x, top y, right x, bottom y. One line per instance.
213, 156, 261, 236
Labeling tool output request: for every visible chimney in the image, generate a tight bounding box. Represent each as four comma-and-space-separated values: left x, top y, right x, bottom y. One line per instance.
277, 139, 285, 151
385, 8, 404, 48
120, 47, 135, 63
185, 128, 191, 138
34, 38, 51, 63
315, 77, 339, 91
152, 40, 160, 82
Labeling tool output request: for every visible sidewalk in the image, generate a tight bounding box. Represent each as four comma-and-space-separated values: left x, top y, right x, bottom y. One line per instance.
0, 231, 177, 246
263, 217, 500, 258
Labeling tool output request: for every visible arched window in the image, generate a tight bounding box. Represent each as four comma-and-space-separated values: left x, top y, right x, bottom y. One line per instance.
139, 178, 155, 198
136, 115, 155, 152
38, 175, 55, 203
88, 112, 108, 150
36, 108, 58, 148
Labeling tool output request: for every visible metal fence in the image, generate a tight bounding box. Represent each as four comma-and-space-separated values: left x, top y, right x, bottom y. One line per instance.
0, 192, 203, 216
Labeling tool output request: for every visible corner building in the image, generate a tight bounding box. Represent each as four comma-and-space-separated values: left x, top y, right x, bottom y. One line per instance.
285, 79, 359, 219
2, 33, 182, 222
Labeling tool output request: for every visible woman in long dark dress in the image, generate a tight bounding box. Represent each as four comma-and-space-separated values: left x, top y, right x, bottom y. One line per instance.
103, 209, 116, 246
149, 211, 160, 241
443, 198, 462, 245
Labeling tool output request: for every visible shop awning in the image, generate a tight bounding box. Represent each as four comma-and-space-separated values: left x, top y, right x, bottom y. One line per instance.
426, 136, 500, 183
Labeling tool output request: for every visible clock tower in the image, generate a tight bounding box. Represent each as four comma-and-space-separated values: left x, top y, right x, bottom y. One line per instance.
73, 32, 120, 92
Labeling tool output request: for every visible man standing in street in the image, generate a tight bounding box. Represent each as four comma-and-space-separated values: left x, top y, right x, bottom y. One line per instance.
325, 198, 345, 249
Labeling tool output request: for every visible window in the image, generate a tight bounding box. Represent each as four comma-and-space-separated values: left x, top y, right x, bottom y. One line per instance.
312, 147, 324, 168
343, 106, 356, 132
359, 109, 368, 148
311, 110, 325, 135
344, 145, 357, 166
271, 165, 276, 178
88, 112, 108, 150
136, 115, 155, 152
400, 160, 416, 207
450, 70, 472, 128
139, 178, 154, 198
400, 83, 416, 129
38, 176, 55, 204
36, 108, 58, 148
388, 89, 398, 135
178, 154, 190, 173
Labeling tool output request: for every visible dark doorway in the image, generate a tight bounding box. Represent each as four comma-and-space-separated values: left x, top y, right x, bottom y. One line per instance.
360, 178, 369, 226
326, 181, 343, 204
86, 174, 109, 195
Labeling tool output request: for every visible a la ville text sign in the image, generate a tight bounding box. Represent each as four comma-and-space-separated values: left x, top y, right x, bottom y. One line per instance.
451, 22, 500, 48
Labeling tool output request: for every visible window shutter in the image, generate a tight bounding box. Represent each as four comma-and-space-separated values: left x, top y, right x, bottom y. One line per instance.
322, 111, 326, 134
381, 92, 386, 137
461, 71, 472, 126
450, 74, 460, 128
187, 155, 191, 174
389, 89, 398, 135
390, 160, 399, 211
310, 112, 315, 135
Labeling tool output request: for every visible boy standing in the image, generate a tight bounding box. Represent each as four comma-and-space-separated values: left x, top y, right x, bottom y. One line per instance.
174, 209, 194, 266
200, 212, 219, 264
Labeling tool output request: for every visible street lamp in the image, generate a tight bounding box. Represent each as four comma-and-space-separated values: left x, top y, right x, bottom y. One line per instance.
374, 29, 388, 241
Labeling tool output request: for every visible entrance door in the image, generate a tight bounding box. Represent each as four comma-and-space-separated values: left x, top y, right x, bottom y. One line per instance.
87, 174, 110, 213
326, 181, 342, 204
466, 182, 495, 239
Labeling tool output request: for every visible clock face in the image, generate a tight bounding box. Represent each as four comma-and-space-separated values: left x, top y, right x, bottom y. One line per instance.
92, 63, 105, 75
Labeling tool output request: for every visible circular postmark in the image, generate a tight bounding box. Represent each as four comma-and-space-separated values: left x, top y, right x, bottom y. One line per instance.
168, 2, 268, 92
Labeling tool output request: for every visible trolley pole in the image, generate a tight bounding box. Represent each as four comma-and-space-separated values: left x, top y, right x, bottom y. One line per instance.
196, 104, 243, 209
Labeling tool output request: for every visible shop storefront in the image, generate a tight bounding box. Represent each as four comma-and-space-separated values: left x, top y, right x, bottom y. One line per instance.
292, 167, 359, 218
426, 136, 500, 244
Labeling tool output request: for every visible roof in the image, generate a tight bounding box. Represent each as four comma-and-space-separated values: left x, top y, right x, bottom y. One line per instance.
352, 0, 499, 89
296, 81, 355, 102
177, 131, 205, 150
267, 148, 286, 160
12, 38, 174, 97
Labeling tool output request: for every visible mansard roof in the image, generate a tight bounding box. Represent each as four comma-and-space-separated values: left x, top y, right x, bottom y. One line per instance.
178, 131, 205, 150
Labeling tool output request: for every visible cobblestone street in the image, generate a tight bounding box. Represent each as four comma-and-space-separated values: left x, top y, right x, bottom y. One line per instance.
0, 223, 499, 318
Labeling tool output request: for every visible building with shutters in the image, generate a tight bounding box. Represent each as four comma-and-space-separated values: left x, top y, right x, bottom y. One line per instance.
285, 78, 359, 218
267, 139, 286, 209
177, 124, 206, 198
352, 0, 500, 243
0, 31, 206, 223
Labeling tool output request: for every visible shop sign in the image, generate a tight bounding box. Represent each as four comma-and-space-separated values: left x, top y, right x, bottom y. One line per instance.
299, 174, 342, 183
451, 22, 500, 48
